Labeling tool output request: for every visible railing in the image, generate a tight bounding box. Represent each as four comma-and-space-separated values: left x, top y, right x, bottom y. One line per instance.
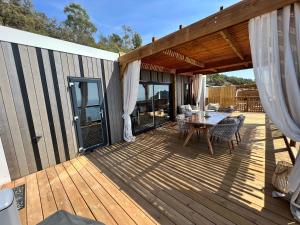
235, 96, 264, 112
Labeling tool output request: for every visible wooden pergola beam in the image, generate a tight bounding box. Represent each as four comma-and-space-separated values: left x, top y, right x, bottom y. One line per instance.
162, 49, 205, 68
219, 29, 244, 60
192, 61, 252, 74
119, 0, 298, 65
141, 62, 176, 74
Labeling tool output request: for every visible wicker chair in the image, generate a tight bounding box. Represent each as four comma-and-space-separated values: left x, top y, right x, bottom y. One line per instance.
176, 114, 189, 136
210, 118, 239, 153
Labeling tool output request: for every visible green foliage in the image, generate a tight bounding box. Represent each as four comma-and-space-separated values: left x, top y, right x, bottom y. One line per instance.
98, 25, 142, 53
0, 0, 142, 52
63, 3, 97, 46
207, 73, 255, 86
132, 32, 142, 49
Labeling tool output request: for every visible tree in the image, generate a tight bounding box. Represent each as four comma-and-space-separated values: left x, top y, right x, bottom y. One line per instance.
207, 73, 254, 86
63, 3, 97, 46
98, 25, 142, 53
0, 1, 142, 51
132, 32, 142, 49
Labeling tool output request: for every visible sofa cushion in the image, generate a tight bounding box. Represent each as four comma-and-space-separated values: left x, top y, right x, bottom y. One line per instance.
207, 103, 220, 111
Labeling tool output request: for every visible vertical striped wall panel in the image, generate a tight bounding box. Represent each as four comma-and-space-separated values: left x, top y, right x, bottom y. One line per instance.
101, 59, 123, 144
0, 41, 122, 179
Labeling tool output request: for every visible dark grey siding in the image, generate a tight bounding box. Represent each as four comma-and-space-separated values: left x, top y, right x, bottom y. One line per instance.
101, 60, 123, 144
0, 41, 122, 179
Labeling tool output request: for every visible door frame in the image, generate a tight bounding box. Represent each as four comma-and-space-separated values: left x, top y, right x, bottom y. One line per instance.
68, 77, 109, 152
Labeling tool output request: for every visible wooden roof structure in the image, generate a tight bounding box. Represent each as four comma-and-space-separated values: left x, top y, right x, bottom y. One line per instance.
119, 0, 299, 77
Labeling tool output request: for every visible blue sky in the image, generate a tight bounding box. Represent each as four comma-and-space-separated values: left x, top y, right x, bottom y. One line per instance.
32, 0, 254, 80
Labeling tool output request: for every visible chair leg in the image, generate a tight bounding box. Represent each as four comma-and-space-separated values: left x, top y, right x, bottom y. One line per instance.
231, 140, 235, 151
211, 136, 216, 146
228, 142, 232, 154
184, 130, 188, 137
235, 133, 239, 144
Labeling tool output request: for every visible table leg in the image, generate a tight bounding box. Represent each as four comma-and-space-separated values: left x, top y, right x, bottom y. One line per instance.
183, 126, 196, 147
205, 127, 214, 155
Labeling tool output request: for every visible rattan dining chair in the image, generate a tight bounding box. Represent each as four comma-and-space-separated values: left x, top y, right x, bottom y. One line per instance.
210, 118, 239, 153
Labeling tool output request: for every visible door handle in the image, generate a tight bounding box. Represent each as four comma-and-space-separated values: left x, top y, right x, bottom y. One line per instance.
99, 110, 104, 118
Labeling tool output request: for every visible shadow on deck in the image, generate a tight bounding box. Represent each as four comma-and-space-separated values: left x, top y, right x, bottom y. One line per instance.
2, 112, 298, 225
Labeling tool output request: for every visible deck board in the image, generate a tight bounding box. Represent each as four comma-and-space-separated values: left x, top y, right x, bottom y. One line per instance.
1, 112, 299, 225
45, 166, 74, 214
36, 170, 57, 218
26, 173, 43, 225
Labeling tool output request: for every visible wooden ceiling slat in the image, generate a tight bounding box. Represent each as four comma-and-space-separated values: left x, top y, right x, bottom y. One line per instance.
162, 49, 205, 68
141, 62, 176, 74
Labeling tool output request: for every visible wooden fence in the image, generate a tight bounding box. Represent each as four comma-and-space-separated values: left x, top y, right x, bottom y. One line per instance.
207, 86, 264, 112
207, 86, 236, 107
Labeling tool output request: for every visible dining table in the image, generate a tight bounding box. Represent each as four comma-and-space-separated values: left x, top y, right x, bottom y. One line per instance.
183, 112, 231, 155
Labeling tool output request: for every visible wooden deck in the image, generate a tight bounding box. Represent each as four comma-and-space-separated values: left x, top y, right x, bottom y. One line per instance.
1, 112, 299, 225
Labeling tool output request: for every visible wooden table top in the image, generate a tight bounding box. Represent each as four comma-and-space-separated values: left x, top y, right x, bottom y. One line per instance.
186, 112, 231, 126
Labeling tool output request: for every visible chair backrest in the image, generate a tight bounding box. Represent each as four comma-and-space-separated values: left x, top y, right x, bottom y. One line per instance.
220, 117, 238, 124
212, 120, 239, 140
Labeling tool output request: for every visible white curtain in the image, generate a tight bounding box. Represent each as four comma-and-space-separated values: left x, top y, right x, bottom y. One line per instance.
249, 4, 300, 193
192, 75, 201, 105
199, 75, 207, 111
193, 74, 206, 110
122, 60, 141, 142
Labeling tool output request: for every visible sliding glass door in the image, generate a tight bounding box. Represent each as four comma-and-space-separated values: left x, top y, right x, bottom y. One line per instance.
132, 82, 172, 134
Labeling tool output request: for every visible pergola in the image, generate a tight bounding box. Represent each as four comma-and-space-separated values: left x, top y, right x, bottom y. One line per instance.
119, 0, 299, 77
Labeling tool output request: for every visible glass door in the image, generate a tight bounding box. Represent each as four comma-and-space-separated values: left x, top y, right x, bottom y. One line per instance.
153, 84, 171, 126
132, 83, 154, 133
132, 82, 172, 134
69, 77, 108, 151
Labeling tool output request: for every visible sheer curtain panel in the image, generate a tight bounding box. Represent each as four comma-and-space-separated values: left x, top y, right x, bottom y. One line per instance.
249, 3, 300, 221
193, 74, 206, 110
122, 60, 141, 142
